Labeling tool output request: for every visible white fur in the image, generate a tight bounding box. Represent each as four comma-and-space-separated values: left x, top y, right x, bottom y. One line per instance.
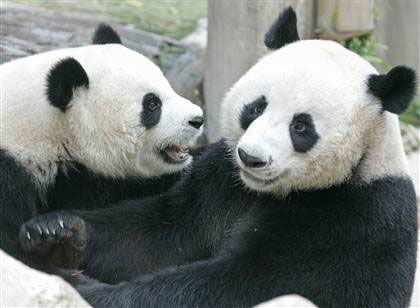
221, 40, 408, 195
0, 44, 202, 185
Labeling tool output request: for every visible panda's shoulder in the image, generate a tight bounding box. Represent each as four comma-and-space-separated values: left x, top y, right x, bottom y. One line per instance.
0, 149, 38, 197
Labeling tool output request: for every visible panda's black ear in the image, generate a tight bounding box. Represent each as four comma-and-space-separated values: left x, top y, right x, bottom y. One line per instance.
368, 66, 417, 114
264, 6, 300, 50
92, 23, 122, 45
46, 57, 89, 112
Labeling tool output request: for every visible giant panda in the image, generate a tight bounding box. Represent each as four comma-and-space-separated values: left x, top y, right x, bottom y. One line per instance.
1, 24, 203, 272
21, 7, 417, 308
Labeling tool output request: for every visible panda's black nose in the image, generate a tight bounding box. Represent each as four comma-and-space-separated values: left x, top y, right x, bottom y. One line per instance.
188, 116, 204, 129
238, 148, 267, 168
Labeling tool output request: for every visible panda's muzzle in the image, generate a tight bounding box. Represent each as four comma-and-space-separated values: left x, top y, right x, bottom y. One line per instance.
160, 145, 190, 164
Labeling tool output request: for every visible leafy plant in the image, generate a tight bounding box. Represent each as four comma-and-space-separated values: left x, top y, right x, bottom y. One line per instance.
399, 96, 420, 128
346, 33, 419, 128
345, 33, 389, 70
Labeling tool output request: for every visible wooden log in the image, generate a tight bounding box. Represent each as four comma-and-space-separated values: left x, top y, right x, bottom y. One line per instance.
0, 2, 206, 102
0, 2, 180, 65
204, 1, 315, 142
316, 0, 375, 42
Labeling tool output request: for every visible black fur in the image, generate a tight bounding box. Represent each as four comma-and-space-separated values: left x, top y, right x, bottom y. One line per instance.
368, 66, 417, 114
264, 6, 300, 50
46, 57, 89, 112
92, 23, 122, 45
240, 96, 267, 130
0, 149, 44, 270
47, 162, 180, 212
289, 113, 319, 153
26, 141, 417, 307
0, 148, 182, 273
141, 93, 162, 129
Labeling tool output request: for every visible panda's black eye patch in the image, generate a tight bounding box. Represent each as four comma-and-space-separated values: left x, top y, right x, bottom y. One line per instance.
289, 113, 319, 153
240, 96, 268, 130
141, 93, 162, 129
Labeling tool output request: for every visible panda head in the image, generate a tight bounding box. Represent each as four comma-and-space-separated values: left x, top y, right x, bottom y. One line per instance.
222, 7, 416, 195
46, 24, 203, 178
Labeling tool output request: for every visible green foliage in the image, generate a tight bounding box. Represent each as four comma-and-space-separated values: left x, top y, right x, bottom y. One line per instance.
345, 33, 389, 70
399, 96, 420, 128
346, 33, 419, 128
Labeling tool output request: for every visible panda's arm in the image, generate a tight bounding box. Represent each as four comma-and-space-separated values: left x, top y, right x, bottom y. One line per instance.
78, 141, 236, 283
21, 156, 218, 283
83, 190, 210, 283
20, 188, 208, 283
21, 140, 234, 282
75, 253, 275, 308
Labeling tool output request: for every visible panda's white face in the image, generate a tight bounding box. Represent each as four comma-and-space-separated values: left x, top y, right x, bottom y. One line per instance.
222, 40, 408, 195
0, 43, 203, 183
65, 45, 203, 178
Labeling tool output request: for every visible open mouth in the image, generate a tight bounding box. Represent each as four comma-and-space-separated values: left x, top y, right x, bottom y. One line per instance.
160, 145, 191, 164
240, 169, 282, 186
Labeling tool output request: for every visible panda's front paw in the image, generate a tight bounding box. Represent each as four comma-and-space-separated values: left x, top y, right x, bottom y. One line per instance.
19, 212, 87, 269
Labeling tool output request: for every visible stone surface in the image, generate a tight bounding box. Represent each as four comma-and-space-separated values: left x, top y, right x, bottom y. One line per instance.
0, 250, 90, 307
166, 18, 207, 105
181, 17, 207, 51
255, 295, 317, 307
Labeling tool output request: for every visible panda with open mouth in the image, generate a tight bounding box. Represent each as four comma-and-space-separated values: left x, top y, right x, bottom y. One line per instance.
0, 24, 203, 273
21, 7, 417, 308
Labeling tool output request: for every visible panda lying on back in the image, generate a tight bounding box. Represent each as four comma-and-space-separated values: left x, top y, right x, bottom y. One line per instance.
22, 7, 417, 308
1, 24, 203, 272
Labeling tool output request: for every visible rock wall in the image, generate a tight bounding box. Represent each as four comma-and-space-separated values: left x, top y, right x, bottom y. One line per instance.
0, 250, 90, 307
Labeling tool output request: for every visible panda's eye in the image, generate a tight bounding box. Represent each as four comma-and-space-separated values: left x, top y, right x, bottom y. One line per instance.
251, 103, 265, 115
292, 121, 306, 132
147, 101, 158, 111
143, 93, 161, 112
